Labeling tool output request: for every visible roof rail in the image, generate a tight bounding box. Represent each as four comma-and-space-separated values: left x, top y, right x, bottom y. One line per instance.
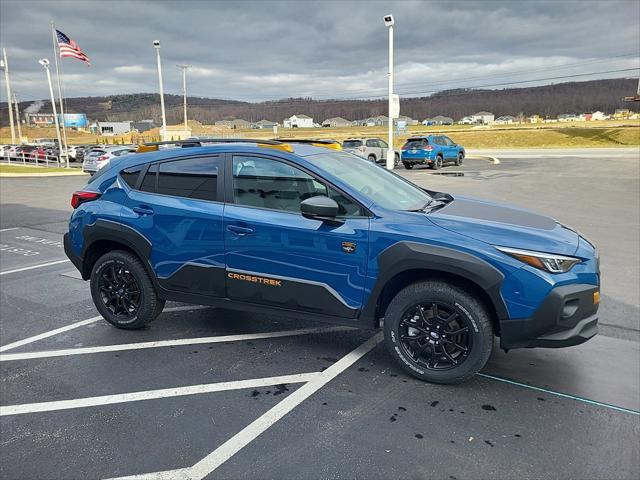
136, 138, 293, 153
142, 138, 283, 146
273, 138, 342, 150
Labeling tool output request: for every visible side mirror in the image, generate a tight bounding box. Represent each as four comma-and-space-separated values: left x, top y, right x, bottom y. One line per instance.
300, 196, 342, 224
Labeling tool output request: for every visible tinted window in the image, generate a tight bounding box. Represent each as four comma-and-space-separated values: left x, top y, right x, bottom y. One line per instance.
140, 164, 157, 192
404, 138, 428, 148
120, 166, 141, 188
154, 157, 219, 201
442, 136, 455, 146
233, 156, 362, 216
343, 140, 362, 148
366, 139, 378, 147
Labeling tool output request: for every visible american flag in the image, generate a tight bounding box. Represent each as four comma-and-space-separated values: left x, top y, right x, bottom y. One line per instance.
56, 29, 90, 65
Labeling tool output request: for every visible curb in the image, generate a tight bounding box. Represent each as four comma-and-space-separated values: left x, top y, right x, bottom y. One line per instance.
466, 154, 500, 164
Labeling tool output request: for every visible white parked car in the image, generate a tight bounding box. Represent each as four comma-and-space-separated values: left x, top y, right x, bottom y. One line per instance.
342, 137, 400, 165
82, 146, 137, 175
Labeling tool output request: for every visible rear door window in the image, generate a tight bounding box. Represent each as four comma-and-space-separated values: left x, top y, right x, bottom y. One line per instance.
156, 156, 220, 201
140, 164, 158, 192
343, 140, 363, 148
365, 139, 378, 148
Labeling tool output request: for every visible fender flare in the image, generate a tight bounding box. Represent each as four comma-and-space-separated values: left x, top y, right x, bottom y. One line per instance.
80, 219, 156, 284
361, 241, 508, 322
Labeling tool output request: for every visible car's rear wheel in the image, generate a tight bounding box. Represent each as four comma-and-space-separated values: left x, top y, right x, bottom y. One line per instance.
394, 152, 401, 167
383, 280, 493, 384
455, 152, 464, 166
368, 154, 377, 163
433, 155, 443, 170
90, 250, 164, 329
403, 162, 414, 170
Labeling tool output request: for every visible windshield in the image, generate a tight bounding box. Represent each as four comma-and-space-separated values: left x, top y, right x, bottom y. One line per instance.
342, 140, 362, 148
305, 152, 432, 211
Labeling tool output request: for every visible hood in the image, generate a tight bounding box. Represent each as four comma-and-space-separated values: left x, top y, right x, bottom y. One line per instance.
428, 196, 579, 256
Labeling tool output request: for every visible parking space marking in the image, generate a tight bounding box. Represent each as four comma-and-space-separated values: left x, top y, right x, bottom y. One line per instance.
0, 305, 212, 353
0, 326, 353, 361
478, 373, 640, 416
0, 227, 20, 232
0, 373, 320, 416
0, 258, 70, 276
109, 332, 383, 480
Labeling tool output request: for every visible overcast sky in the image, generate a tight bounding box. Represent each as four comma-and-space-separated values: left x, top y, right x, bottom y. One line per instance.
1, 0, 639, 105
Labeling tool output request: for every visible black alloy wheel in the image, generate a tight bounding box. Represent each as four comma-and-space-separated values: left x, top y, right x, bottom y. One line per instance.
98, 263, 141, 321
398, 302, 471, 370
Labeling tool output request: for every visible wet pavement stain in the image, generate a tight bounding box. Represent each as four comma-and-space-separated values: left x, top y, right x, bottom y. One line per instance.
389, 415, 397, 423
274, 384, 289, 396
358, 367, 369, 372
484, 440, 495, 447
321, 357, 338, 362
251, 390, 260, 398
430, 401, 440, 407
537, 397, 546, 402
398, 406, 407, 412
515, 434, 522, 438
481, 404, 497, 411
415, 434, 424, 439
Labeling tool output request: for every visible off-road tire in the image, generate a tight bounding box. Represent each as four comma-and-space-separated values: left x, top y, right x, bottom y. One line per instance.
90, 250, 162, 329
383, 280, 494, 384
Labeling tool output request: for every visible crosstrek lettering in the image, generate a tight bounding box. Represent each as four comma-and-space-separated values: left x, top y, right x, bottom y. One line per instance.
228, 272, 282, 287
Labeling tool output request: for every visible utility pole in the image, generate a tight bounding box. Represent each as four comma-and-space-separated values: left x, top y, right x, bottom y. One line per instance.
178, 64, 191, 128
153, 40, 168, 141
39, 59, 65, 167
12, 92, 22, 142
1, 48, 16, 144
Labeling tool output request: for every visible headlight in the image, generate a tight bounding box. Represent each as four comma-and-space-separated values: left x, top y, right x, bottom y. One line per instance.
495, 246, 581, 273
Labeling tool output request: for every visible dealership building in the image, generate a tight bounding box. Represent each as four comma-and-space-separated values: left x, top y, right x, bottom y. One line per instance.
25, 113, 89, 128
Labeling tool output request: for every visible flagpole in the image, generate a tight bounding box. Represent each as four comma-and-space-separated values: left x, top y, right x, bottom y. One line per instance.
51, 22, 69, 167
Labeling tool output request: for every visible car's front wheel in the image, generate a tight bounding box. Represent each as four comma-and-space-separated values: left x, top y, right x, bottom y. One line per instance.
90, 250, 164, 329
455, 152, 464, 166
383, 280, 493, 384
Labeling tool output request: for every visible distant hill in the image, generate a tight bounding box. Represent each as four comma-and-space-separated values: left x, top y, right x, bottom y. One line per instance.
2, 78, 638, 127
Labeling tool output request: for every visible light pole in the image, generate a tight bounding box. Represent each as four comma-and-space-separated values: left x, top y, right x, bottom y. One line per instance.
39, 58, 65, 167
1, 48, 16, 144
12, 92, 22, 142
178, 64, 191, 129
384, 14, 395, 170
153, 40, 168, 141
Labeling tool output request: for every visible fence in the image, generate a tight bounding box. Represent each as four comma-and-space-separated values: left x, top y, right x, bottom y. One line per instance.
0, 152, 72, 168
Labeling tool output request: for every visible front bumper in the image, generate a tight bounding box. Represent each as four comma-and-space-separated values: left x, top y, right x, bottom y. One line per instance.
499, 283, 599, 349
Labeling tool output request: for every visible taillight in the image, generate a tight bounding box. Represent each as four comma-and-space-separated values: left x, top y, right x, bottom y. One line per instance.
98, 155, 109, 161
424, 145, 434, 151
71, 191, 101, 209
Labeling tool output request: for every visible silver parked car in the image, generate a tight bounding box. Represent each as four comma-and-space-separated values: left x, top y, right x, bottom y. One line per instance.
82, 145, 137, 174
342, 137, 400, 165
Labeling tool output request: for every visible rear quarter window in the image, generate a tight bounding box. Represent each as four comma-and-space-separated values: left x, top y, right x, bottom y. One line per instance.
404, 139, 428, 148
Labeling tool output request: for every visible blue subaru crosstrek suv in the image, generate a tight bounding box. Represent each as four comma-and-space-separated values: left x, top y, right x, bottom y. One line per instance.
401, 135, 465, 170
64, 139, 600, 384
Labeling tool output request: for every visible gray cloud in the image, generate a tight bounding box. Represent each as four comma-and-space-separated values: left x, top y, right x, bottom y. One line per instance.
0, 0, 638, 103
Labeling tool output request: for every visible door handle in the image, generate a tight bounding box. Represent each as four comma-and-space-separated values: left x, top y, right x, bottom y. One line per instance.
133, 206, 154, 216
226, 225, 254, 235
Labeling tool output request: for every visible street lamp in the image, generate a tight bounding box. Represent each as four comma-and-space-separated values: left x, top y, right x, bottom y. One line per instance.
39, 58, 66, 167
177, 64, 191, 129
153, 40, 168, 141
384, 14, 396, 170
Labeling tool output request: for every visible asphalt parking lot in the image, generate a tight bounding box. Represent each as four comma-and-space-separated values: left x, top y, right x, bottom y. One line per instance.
1, 148, 639, 479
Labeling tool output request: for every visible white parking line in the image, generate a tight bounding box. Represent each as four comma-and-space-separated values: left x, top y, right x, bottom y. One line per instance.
0, 326, 353, 361
0, 227, 20, 232
0, 373, 319, 416
0, 305, 212, 353
0, 258, 70, 276
108, 332, 383, 480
